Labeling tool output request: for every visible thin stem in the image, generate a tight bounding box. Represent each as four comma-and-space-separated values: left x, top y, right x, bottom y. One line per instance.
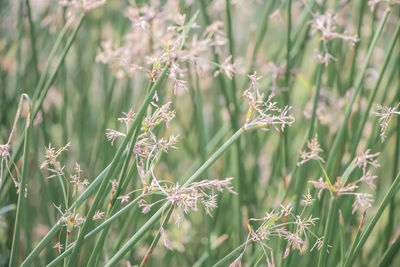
139, 205, 174, 266
66, 67, 169, 267
25, 0, 40, 81
56, 171, 69, 210
383, 70, 400, 249
350, 19, 400, 158
21, 157, 127, 266
324, 10, 390, 177
225, 0, 244, 244
317, 197, 337, 267
344, 171, 400, 267
86, 83, 151, 266
9, 95, 32, 267
105, 127, 246, 266
378, 233, 400, 267
46, 195, 144, 267
213, 241, 248, 267
0, 16, 81, 197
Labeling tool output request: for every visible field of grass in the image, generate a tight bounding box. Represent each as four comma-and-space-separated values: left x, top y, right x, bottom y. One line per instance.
1, 0, 400, 266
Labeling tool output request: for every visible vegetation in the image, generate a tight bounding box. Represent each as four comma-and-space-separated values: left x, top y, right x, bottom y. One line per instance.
1, 0, 400, 266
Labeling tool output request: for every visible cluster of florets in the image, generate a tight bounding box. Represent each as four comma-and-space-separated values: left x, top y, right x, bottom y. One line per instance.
301, 134, 381, 214
298, 134, 325, 166
310, 12, 359, 66
39, 142, 89, 254
242, 72, 295, 131
70, 163, 89, 195
0, 95, 31, 192
0, 144, 10, 188
374, 103, 400, 142
104, 101, 179, 205
138, 177, 236, 226
231, 201, 320, 267
40, 142, 71, 178
106, 101, 178, 160
40, 142, 89, 195
54, 203, 86, 235
96, 1, 236, 92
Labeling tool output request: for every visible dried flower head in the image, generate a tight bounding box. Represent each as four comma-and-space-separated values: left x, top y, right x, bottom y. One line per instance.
355, 149, 380, 171
374, 103, 400, 142
231, 203, 320, 266
117, 194, 130, 204
53, 204, 86, 233
40, 142, 71, 179
105, 129, 126, 146
311, 12, 359, 46
139, 178, 236, 226
169, 62, 188, 95
297, 134, 325, 166
93, 210, 105, 220
214, 55, 236, 80
309, 149, 380, 213
0, 144, 10, 188
352, 193, 374, 214
243, 72, 295, 131
313, 49, 337, 66
53, 242, 63, 254
301, 189, 315, 206
143, 102, 176, 131
70, 163, 89, 196
311, 12, 359, 66
118, 108, 136, 129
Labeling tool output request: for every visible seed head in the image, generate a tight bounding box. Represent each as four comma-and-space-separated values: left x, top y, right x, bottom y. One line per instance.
297, 134, 325, 166
374, 103, 400, 142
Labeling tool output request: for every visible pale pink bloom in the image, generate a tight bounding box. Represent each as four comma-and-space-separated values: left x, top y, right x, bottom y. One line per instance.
53, 242, 63, 254
117, 194, 130, 204
105, 129, 126, 145
374, 103, 400, 142
93, 211, 105, 220
298, 134, 325, 166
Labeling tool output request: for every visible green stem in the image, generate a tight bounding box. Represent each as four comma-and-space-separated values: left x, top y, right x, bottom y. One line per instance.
15, 0, 24, 94
9, 95, 32, 267
344, 171, 400, 267
25, 0, 40, 81
339, 211, 346, 267
378, 233, 400, 267
66, 67, 168, 267
225, 0, 244, 244
87, 84, 148, 266
139, 205, 174, 266
345, 211, 366, 266
293, 63, 324, 211
324, 10, 390, 177
56, 171, 68, 210
347, 0, 367, 90
213, 241, 248, 267
105, 127, 246, 266
21, 156, 126, 266
350, 19, 400, 158
383, 78, 400, 249
192, 72, 212, 264
0, 16, 81, 197
317, 197, 337, 267
46, 194, 143, 267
